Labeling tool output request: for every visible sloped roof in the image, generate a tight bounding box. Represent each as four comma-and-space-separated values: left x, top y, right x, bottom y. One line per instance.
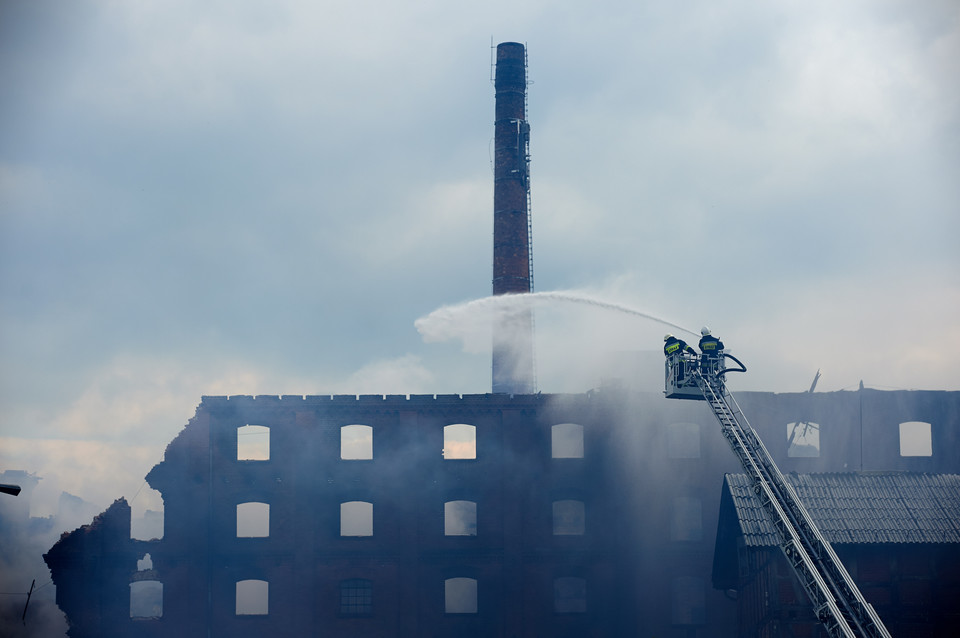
723, 472, 960, 547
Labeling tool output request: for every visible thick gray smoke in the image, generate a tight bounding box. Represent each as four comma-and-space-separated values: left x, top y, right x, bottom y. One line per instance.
0, 486, 69, 638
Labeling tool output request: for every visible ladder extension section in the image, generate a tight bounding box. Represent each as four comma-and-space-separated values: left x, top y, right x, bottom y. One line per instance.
692, 368, 891, 638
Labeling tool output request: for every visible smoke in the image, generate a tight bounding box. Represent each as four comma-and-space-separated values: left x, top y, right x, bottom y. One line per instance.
0, 571, 66, 638
0, 493, 69, 637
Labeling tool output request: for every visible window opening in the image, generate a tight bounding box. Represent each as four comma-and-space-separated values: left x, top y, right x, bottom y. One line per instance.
341, 424, 373, 460
236, 579, 269, 615
443, 424, 476, 459
237, 425, 270, 461
340, 578, 373, 616
787, 421, 821, 457
130, 487, 164, 540
671, 497, 702, 542
899, 421, 932, 456
445, 577, 478, 614
236, 502, 270, 538
553, 500, 585, 535
136, 553, 153, 571
341, 501, 373, 537
667, 423, 700, 459
444, 500, 477, 536
554, 577, 586, 613
130, 580, 162, 618
552, 423, 584, 458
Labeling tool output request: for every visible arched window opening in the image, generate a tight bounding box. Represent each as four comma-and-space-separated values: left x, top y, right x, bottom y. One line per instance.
668, 423, 700, 459
236, 579, 269, 616
554, 577, 587, 613
553, 500, 585, 536
787, 421, 821, 457
443, 424, 476, 459
237, 425, 270, 461
900, 421, 932, 456
445, 577, 477, 614
341, 424, 373, 460
340, 578, 373, 616
671, 497, 702, 542
340, 501, 373, 537
130, 487, 164, 540
236, 502, 270, 538
130, 580, 162, 618
552, 423, 584, 459
444, 500, 477, 536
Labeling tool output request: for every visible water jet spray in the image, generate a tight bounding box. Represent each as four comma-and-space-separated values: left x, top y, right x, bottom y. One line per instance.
415, 291, 699, 345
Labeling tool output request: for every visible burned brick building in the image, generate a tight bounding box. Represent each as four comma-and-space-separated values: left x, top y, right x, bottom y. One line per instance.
43, 42, 960, 637
44, 387, 960, 637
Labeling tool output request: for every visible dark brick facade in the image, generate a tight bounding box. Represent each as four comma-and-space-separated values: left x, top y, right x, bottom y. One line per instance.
44, 388, 960, 636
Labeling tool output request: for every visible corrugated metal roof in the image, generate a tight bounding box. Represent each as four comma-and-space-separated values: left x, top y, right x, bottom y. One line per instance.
724, 473, 960, 547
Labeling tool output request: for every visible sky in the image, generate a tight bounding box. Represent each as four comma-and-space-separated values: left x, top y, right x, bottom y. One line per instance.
1, 0, 958, 523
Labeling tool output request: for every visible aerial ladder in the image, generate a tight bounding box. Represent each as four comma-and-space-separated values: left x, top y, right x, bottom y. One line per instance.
665, 350, 891, 638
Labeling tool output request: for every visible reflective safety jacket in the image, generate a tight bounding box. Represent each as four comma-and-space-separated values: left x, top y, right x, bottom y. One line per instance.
698, 335, 725, 356
664, 337, 694, 357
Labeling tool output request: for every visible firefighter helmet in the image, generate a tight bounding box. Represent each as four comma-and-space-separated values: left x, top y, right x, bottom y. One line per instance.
701, 327, 711, 336
664, 334, 674, 341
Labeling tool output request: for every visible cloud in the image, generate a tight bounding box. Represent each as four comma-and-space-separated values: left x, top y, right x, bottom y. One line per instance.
0, 0, 957, 523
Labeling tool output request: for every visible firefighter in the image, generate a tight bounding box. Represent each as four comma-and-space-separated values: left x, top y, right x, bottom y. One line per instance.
664, 334, 695, 386
698, 327, 724, 357
698, 327, 725, 376
663, 334, 695, 357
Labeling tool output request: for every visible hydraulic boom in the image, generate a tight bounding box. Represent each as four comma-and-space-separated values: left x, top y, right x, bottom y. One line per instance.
665, 353, 891, 638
